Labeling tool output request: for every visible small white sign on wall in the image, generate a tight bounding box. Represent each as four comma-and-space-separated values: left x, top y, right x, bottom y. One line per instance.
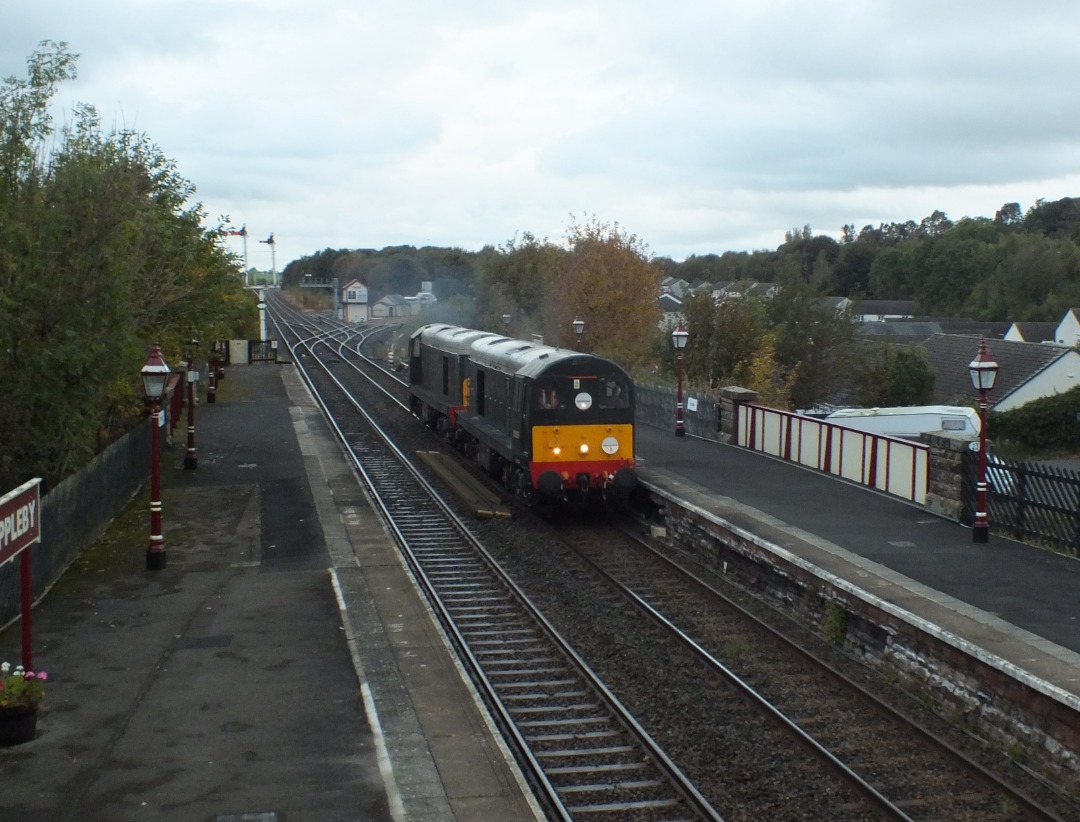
687, 397, 698, 413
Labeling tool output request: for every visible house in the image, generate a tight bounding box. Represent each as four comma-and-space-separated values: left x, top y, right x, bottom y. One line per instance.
658, 292, 684, 330
819, 296, 853, 316
403, 291, 437, 312
1055, 309, 1080, 347
852, 300, 917, 322
935, 319, 1013, 339
921, 334, 1080, 412
370, 294, 409, 319
1004, 321, 1057, 344
341, 279, 369, 324
660, 277, 688, 299
856, 320, 941, 344
745, 282, 778, 300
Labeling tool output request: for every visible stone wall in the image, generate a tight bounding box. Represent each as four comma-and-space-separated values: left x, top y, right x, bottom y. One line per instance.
922, 432, 970, 522
634, 483, 1080, 785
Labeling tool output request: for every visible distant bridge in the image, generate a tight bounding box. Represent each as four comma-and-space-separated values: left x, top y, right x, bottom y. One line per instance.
300, 277, 338, 289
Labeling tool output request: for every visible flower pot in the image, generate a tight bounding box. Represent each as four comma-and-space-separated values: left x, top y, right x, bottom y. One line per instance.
0, 706, 38, 745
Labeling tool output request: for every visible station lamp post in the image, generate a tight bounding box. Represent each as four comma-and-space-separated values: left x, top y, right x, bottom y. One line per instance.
141, 345, 171, 570
968, 337, 999, 544
573, 316, 585, 351
501, 313, 511, 332
672, 321, 689, 437
183, 338, 199, 470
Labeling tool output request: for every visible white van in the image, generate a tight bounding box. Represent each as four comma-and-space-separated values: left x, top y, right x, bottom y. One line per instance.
823, 405, 980, 439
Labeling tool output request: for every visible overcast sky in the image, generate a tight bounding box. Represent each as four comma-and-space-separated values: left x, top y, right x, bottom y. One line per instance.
7, 1, 1080, 271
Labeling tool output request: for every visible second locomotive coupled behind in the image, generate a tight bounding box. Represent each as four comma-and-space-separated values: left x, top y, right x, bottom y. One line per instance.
407, 323, 637, 503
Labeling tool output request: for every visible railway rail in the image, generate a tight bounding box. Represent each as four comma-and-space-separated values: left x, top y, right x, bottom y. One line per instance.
267, 295, 721, 820
265, 294, 1079, 819
552, 519, 1073, 820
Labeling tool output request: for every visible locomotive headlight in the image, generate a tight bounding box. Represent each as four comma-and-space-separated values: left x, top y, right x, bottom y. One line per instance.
601, 436, 619, 455
579, 443, 589, 455
552, 445, 562, 456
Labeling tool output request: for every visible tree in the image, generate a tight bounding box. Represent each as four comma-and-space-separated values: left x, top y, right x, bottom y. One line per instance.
476, 232, 565, 335
994, 202, 1023, 229
0, 42, 251, 491
541, 216, 661, 368
682, 291, 769, 390
852, 345, 936, 407
737, 331, 795, 409
766, 270, 857, 409
833, 241, 876, 296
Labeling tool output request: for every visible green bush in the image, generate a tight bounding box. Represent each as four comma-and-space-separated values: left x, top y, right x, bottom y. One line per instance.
988, 385, 1080, 451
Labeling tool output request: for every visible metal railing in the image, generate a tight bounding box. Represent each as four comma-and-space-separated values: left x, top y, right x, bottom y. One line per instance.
738, 404, 929, 504
964, 453, 1080, 556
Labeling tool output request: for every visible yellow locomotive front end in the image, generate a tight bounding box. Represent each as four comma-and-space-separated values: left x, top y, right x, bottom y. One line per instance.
530, 422, 637, 495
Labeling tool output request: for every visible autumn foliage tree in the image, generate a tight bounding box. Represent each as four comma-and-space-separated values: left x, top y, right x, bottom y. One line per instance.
542, 216, 661, 368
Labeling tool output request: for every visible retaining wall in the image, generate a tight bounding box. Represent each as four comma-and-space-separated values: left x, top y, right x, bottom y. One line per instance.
633, 481, 1080, 786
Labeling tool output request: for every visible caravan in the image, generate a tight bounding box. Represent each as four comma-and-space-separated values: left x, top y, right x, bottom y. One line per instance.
823, 405, 980, 439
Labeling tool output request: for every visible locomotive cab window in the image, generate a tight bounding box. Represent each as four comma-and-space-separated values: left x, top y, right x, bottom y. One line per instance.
534, 382, 563, 410
598, 377, 630, 409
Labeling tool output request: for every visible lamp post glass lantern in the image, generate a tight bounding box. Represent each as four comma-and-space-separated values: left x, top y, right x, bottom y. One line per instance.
573, 316, 584, 350
968, 338, 999, 544
141, 345, 171, 570
672, 322, 689, 437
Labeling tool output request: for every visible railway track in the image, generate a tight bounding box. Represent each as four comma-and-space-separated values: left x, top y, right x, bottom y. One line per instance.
265, 295, 1078, 819
268, 296, 721, 820
550, 519, 1073, 820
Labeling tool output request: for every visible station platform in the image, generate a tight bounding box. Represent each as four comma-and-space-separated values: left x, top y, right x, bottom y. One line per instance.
634, 424, 1080, 704
5, 358, 1079, 819
0, 363, 541, 821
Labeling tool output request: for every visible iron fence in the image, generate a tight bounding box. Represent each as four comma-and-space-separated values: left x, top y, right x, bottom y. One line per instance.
0, 423, 150, 629
962, 452, 1080, 556
249, 339, 278, 363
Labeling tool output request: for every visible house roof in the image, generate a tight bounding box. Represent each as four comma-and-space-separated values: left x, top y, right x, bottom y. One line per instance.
921, 334, 1071, 406
933, 318, 1013, 338
854, 299, 917, 316
1009, 321, 1057, 343
856, 320, 941, 342
658, 293, 683, 312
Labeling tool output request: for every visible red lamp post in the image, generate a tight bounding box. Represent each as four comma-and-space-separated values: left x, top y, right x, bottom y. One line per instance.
672, 321, 689, 437
207, 346, 219, 404
968, 337, 999, 544
184, 338, 199, 470
573, 316, 585, 351
141, 345, 171, 570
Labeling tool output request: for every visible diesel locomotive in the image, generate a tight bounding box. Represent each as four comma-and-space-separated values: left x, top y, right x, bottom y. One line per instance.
407, 323, 637, 503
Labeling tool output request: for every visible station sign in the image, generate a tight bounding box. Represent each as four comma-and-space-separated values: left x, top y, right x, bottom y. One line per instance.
0, 479, 42, 567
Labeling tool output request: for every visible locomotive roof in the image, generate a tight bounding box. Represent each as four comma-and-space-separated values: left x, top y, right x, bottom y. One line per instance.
415, 323, 626, 379
412, 323, 499, 355
470, 335, 578, 374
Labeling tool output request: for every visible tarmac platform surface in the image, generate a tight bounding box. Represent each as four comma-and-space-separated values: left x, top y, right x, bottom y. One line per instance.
634, 423, 1080, 704
0, 363, 540, 822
